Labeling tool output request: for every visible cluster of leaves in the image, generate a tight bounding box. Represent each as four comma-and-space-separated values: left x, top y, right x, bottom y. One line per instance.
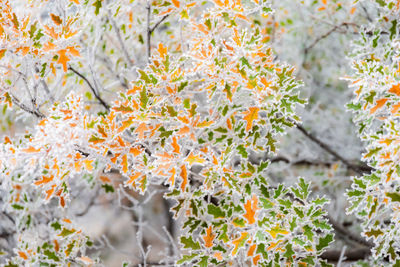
346, 0, 400, 264
0, 0, 335, 265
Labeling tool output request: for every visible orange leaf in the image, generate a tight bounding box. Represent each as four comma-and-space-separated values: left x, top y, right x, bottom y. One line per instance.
130, 146, 143, 156
158, 43, 167, 59
243, 195, 258, 224
127, 172, 141, 184
180, 164, 187, 191
18, 251, 28, 260
122, 154, 128, 173
169, 167, 176, 186
67, 46, 80, 57
50, 14, 62, 25
370, 98, 388, 114
22, 146, 41, 153
203, 225, 216, 248
135, 123, 148, 139
70, 0, 80, 3
389, 83, 400, 96
243, 107, 259, 131
247, 243, 257, 257
172, 136, 180, 153
57, 49, 69, 72
171, 0, 180, 8
34, 175, 54, 186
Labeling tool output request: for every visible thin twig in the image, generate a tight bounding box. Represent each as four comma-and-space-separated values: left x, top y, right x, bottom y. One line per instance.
108, 11, 133, 68
149, 14, 169, 34
294, 122, 371, 175
68, 66, 110, 111
327, 215, 373, 248
146, 1, 151, 60
9, 93, 45, 118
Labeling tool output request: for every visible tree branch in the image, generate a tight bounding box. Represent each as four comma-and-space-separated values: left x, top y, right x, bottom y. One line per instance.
320, 247, 371, 262
68, 66, 110, 111
294, 122, 372, 175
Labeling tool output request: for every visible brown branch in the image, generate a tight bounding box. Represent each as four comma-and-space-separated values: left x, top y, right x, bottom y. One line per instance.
9, 93, 45, 119
108, 11, 133, 68
304, 22, 358, 54
294, 122, 372, 175
146, 1, 151, 60
149, 14, 169, 34
327, 215, 373, 248
68, 66, 110, 111
320, 247, 371, 262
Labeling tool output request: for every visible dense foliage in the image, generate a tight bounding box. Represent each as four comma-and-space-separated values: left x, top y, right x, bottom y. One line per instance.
0, 0, 399, 266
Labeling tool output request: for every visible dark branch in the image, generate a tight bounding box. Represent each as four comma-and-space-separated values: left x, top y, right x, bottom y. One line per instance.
320, 247, 371, 262
327, 215, 373, 248
150, 14, 169, 34
68, 66, 110, 111
294, 122, 372, 175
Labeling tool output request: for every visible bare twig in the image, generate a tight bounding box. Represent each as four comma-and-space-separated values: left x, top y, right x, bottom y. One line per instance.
108, 11, 133, 68
68, 66, 110, 111
304, 22, 359, 55
9, 93, 45, 119
149, 14, 169, 34
321, 247, 371, 262
327, 215, 373, 248
294, 122, 372, 175
146, 1, 151, 60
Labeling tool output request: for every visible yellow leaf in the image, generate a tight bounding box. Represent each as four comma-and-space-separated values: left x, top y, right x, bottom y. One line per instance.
83, 159, 94, 171
232, 232, 249, 256
266, 225, 290, 239
243, 107, 259, 132
203, 226, 216, 248
186, 152, 205, 165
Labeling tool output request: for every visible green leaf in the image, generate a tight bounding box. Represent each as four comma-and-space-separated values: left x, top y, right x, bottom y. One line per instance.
385, 192, 400, 202
101, 184, 115, 193
177, 254, 197, 264
93, 0, 102, 15
140, 87, 148, 109
316, 234, 333, 252
178, 81, 188, 92
180, 236, 201, 250
364, 228, 383, 238
51, 221, 61, 231
11, 204, 24, 210
59, 228, 75, 237
236, 145, 248, 158
207, 204, 225, 219
43, 250, 60, 262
